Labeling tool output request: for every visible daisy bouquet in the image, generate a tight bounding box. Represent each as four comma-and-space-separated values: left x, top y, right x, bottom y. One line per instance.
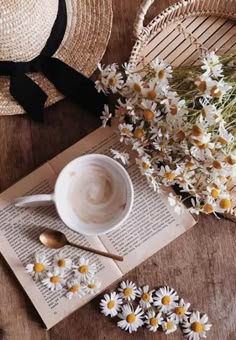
96, 52, 236, 218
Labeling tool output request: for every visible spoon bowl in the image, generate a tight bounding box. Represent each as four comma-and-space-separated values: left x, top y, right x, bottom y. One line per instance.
39, 229, 67, 249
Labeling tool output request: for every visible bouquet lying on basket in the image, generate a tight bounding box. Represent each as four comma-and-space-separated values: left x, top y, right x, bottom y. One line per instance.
95, 52, 236, 218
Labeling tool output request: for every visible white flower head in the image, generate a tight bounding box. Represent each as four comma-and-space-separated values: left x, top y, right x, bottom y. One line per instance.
168, 192, 185, 215
111, 149, 129, 165
117, 304, 144, 333
168, 298, 191, 324
150, 57, 173, 83
200, 101, 223, 125
141, 99, 161, 122
201, 51, 223, 78
83, 278, 101, 295
136, 156, 154, 177
73, 257, 96, 282
182, 311, 212, 339
162, 314, 178, 335
118, 280, 138, 301
137, 285, 154, 309
41, 269, 65, 291
25, 252, 50, 281
100, 104, 112, 128
126, 73, 143, 95
145, 310, 163, 332
66, 279, 86, 299
53, 251, 72, 274
107, 70, 124, 93
153, 286, 179, 313
216, 122, 234, 148
216, 192, 233, 213
100, 292, 123, 317
159, 165, 180, 185
118, 123, 133, 142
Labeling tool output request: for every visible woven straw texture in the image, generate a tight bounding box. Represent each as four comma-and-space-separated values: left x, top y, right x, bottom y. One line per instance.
129, 0, 236, 70
0, 0, 113, 116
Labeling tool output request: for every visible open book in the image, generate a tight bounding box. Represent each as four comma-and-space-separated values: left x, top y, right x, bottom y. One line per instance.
0, 126, 196, 329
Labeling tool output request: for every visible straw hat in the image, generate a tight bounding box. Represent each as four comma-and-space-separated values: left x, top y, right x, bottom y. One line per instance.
0, 0, 113, 117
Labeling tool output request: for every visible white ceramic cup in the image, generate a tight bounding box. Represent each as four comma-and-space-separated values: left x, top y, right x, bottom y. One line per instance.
14, 154, 134, 235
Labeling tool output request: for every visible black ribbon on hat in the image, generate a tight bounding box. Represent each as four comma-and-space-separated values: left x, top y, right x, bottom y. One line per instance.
0, 0, 106, 122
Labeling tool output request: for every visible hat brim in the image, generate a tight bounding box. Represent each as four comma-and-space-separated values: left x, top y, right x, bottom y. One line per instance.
0, 0, 113, 116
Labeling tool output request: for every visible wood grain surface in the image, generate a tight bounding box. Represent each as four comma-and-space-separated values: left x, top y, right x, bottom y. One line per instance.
0, 1, 235, 340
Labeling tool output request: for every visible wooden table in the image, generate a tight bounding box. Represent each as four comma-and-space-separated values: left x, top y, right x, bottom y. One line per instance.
0, 1, 235, 339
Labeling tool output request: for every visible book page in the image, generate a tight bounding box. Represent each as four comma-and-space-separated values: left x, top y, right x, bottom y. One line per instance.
49, 127, 196, 274
0, 163, 121, 329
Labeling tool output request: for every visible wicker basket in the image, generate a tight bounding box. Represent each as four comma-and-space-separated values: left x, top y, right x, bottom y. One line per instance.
130, 0, 236, 69
129, 0, 236, 222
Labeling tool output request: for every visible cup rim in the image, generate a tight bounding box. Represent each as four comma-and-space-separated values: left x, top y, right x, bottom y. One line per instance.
54, 154, 134, 235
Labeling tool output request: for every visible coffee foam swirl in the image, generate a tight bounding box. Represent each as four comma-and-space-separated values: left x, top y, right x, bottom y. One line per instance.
68, 164, 127, 224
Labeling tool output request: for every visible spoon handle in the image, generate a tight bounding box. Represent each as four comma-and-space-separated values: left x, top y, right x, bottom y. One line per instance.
68, 241, 124, 262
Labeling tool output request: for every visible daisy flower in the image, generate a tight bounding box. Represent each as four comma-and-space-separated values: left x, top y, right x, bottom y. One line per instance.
159, 165, 180, 185
142, 79, 161, 101
95, 63, 110, 93
201, 51, 223, 78
100, 104, 112, 128
107, 71, 124, 93
25, 253, 50, 281
123, 62, 133, 76
83, 278, 101, 295
53, 251, 72, 274
100, 292, 123, 317
136, 156, 154, 177
41, 269, 65, 291
216, 192, 233, 213
141, 99, 161, 122
73, 257, 96, 282
153, 286, 179, 313
126, 73, 143, 95
168, 298, 191, 324
111, 149, 130, 165
145, 310, 163, 332
168, 192, 185, 215
205, 78, 232, 99
117, 304, 144, 333
66, 279, 86, 299
182, 311, 212, 339
215, 122, 234, 147
118, 280, 138, 301
164, 93, 187, 125
118, 123, 133, 142
137, 285, 154, 309
150, 56, 173, 83
200, 102, 223, 125
162, 314, 178, 335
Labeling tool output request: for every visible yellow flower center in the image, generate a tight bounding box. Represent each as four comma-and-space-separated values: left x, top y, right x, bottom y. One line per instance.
212, 160, 222, 169
162, 295, 171, 305
107, 300, 115, 309
141, 293, 150, 302
134, 128, 144, 139
144, 109, 154, 121
185, 162, 194, 170
50, 276, 60, 284
192, 125, 203, 137
122, 128, 131, 135
170, 104, 178, 115
133, 83, 141, 92
164, 172, 176, 181
70, 285, 79, 293
167, 321, 174, 330
108, 77, 117, 86
191, 322, 203, 333
210, 85, 221, 98
79, 265, 89, 274
203, 203, 214, 214
142, 162, 150, 170
124, 287, 132, 297
219, 198, 232, 210
147, 90, 156, 100
150, 318, 158, 326
33, 263, 45, 273
217, 136, 227, 145
126, 313, 136, 324
88, 283, 96, 289
158, 69, 166, 80
197, 80, 207, 93
57, 259, 65, 267
225, 155, 236, 165
175, 306, 185, 316
211, 188, 220, 199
